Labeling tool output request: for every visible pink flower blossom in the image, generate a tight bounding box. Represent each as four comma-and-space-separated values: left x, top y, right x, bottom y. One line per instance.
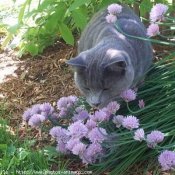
22, 108, 32, 121
31, 104, 42, 115
57, 95, 77, 109
120, 89, 136, 102
49, 126, 67, 141
112, 115, 124, 128
107, 4, 122, 15
147, 23, 160, 37
50, 113, 59, 119
88, 127, 107, 143
138, 99, 145, 108
80, 142, 105, 164
58, 109, 68, 118
85, 119, 97, 131
56, 141, 70, 154
72, 109, 89, 122
150, 3, 168, 22
66, 138, 80, 151
106, 101, 120, 114
133, 128, 145, 142
106, 14, 117, 23
67, 121, 88, 139
158, 150, 175, 170
147, 130, 164, 148
57, 95, 78, 117
72, 142, 87, 155
122, 116, 139, 130
28, 114, 45, 127
40, 103, 54, 117
90, 110, 107, 123
81, 142, 104, 164
86, 143, 102, 157
81, 152, 93, 164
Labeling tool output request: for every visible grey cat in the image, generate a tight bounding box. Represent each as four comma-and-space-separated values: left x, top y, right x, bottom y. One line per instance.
66, 4, 153, 108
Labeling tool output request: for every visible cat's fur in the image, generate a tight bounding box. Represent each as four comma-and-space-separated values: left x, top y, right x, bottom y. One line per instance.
66, 4, 153, 108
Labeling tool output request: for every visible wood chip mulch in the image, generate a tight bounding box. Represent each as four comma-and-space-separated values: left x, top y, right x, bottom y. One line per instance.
0, 40, 81, 127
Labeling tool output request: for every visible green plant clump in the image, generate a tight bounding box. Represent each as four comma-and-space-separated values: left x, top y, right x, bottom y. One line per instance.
1, 0, 173, 57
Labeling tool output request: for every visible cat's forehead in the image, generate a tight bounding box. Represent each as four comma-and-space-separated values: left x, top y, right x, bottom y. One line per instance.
85, 63, 104, 88
106, 49, 122, 58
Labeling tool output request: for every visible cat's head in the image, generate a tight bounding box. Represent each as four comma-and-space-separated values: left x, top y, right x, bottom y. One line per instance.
66, 47, 134, 108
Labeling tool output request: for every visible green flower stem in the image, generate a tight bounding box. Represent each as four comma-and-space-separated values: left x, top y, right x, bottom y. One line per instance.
115, 22, 175, 46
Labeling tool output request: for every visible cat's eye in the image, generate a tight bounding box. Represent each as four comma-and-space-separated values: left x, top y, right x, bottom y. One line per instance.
103, 88, 109, 91
84, 87, 90, 90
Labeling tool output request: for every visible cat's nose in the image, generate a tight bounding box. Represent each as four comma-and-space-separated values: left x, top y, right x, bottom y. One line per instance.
91, 102, 100, 107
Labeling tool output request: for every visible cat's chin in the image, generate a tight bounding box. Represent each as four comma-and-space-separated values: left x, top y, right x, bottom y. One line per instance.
88, 97, 120, 109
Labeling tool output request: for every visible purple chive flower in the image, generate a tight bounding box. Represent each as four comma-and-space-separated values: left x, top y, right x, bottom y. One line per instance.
88, 127, 107, 143
56, 141, 70, 154
72, 109, 89, 122
150, 3, 168, 22
58, 109, 68, 118
49, 126, 67, 140
106, 14, 117, 23
122, 116, 139, 130
90, 110, 107, 123
67, 121, 88, 139
133, 128, 145, 142
50, 113, 59, 119
147, 130, 164, 148
101, 108, 111, 121
147, 23, 160, 37
121, 89, 136, 102
158, 150, 175, 170
105, 133, 118, 149
86, 143, 102, 157
107, 4, 122, 15
31, 104, 42, 115
40, 103, 54, 117
28, 114, 45, 127
75, 107, 83, 113
81, 143, 103, 164
72, 142, 87, 155
106, 101, 120, 114
66, 138, 80, 151
22, 108, 32, 121
57, 95, 78, 117
138, 99, 145, 108
81, 151, 93, 164
57, 95, 78, 110
57, 97, 68, 109
112, 115, 124, 128
85, 119, 97, 131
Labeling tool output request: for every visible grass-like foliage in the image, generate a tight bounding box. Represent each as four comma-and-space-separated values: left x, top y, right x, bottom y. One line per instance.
0, 102, 71, 174
92, 61, 175, 174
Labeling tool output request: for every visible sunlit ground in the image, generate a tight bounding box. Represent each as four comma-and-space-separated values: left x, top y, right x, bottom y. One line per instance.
0, 0, 23, 95
0, 54, 19, 83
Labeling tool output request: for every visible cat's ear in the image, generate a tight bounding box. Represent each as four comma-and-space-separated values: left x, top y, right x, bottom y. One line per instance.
66, 55, 87, 72
105, 59, 127, 72
104, 50, 130, 72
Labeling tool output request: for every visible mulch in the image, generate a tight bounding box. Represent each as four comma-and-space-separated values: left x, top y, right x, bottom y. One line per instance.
0, 40, 81, 126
